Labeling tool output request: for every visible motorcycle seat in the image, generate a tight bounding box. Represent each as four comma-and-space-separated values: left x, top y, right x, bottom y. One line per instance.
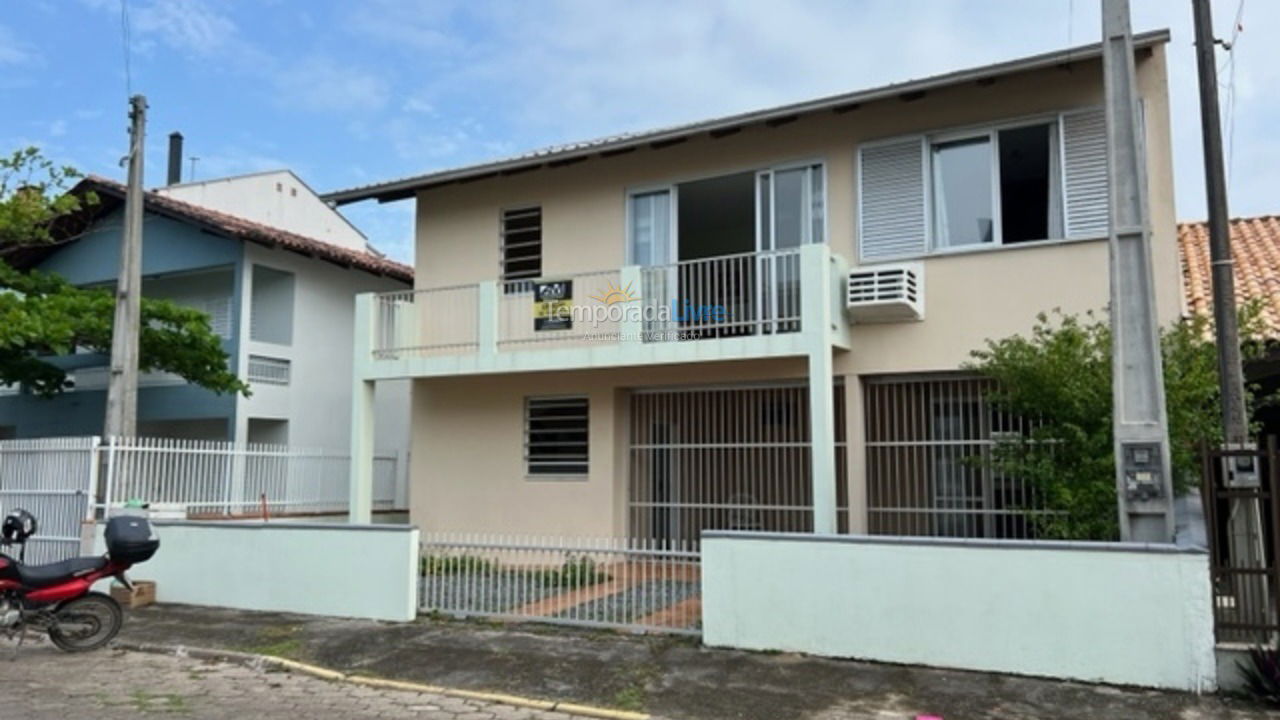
15, 556, 108, 589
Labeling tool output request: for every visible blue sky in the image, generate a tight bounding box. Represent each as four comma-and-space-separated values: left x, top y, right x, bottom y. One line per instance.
2, 0, 1277, 264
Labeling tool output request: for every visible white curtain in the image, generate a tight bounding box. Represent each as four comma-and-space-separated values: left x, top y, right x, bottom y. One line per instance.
630, 190, 671, 266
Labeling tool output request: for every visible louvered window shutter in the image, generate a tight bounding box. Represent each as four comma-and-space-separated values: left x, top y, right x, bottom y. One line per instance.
858, 137, 927, 261
1061, 107, 1109, 239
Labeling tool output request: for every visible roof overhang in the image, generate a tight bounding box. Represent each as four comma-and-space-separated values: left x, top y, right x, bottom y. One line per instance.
322, 29, 1170, 205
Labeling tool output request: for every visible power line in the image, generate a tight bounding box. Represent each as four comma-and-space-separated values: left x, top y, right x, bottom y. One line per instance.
1223, 0, 1245, 190
119, 0, 133, 101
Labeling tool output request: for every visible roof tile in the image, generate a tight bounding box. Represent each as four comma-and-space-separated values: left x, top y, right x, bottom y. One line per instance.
83, 176, 413, 283
1178, 215, 1280, 336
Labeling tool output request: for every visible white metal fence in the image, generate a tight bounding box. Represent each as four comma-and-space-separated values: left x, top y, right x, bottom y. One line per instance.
639, 248, 802, 341
368, 248, 806, 359
101, 437, 400, 517
0, 436, 405, 563
0, 437, 97, 564
498, 269, 622, 348
374, 284, 480, 359
420, 533, 701, 635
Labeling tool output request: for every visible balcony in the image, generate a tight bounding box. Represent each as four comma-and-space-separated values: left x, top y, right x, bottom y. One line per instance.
354, 244, 849, 380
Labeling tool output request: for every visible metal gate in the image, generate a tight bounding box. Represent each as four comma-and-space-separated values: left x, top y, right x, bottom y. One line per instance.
1202, 439, 1280, 644
864, 375, 1052, 539
0, 437, 97, 564
627, 382, 847, 545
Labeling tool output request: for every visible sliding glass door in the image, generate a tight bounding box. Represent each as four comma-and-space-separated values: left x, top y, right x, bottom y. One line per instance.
756, 164, 824, 333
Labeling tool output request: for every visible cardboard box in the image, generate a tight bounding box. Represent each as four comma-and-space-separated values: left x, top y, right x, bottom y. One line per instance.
110, 580, 156, 609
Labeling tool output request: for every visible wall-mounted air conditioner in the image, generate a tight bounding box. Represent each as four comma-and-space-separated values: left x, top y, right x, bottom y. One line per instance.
846, 262, 924, 323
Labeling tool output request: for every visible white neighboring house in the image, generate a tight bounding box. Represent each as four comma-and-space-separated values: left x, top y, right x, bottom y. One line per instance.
157, 169, 371, 253
0, 170, 413, 475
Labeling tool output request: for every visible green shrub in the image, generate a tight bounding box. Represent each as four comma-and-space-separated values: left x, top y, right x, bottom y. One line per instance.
420, 554, 495, 576
965, 308, 1271, 540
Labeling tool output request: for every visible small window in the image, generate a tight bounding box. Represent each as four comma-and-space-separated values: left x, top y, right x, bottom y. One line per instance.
525, 396, 588, 476
501, 207, 542, 293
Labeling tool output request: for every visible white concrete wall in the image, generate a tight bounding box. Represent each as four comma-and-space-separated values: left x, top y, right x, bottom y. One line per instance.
159, 170, 368, 252
235, 243, 411, 461
96, 521, 418, 621
701, 532, 1217, 692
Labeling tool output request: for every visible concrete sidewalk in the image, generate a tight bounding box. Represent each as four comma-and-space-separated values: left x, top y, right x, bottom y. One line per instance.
117, 604, 1270, 720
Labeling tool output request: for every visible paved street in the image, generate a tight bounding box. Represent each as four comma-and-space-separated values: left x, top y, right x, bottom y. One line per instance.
0, 641, 601, 719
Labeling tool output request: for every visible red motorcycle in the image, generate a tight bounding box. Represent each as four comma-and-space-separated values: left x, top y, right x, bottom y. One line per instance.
0, 509, 159, 652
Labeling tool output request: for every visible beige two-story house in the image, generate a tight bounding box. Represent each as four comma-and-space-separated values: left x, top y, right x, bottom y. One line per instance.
332, 31, 1181, 545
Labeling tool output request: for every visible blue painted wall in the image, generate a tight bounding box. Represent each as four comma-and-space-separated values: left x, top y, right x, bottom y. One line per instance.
0, 385, 236, 439
40, 208, 240, 285
0, 207, 245, 439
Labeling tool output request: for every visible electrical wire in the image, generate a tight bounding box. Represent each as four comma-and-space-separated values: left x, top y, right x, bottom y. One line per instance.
1221, 0, 1245, 190
120, 0, 133, 100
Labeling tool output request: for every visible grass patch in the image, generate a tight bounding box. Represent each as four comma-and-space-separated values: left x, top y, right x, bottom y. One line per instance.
612, 684, 646, 712
421, 554, 611, 588
239, 624, 305, 660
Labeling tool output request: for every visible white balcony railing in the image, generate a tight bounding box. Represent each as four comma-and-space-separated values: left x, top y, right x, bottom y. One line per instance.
368, 247, 813, 362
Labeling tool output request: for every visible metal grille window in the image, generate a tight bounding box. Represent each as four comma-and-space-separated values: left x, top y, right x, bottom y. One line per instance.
865, 376, 1048, 539
628, 383, 848, 546
525, 396, 588, 476
247, 355, 291, 386
501, 207, 542, 292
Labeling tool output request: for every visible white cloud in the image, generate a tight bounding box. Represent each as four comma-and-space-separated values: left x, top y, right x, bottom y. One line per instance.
128, 0, 238, 56
0, 23, 39, 66
347, 0, 1280, 222
274, 56, 389, 113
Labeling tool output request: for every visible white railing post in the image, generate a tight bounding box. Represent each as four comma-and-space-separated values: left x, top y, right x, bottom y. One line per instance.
104, 436, 117, 514
477, 280, 498, 358
619, 265, 643, 347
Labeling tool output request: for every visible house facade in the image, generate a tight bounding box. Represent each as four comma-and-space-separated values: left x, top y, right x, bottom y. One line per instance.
0, 174, 412, 460
336, 32, 1182, 543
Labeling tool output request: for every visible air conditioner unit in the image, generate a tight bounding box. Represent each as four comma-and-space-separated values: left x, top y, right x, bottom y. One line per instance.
846, 262, 924, 323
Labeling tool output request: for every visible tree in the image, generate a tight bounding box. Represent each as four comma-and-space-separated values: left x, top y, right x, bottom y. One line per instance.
964, 309, 1268, 541
0, 147, 247, 397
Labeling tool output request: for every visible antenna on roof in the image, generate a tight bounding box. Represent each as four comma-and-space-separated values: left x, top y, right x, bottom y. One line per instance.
188, 156, 200, 182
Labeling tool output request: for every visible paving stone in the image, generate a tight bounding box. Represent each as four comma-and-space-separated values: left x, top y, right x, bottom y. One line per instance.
0, 641, 609, 719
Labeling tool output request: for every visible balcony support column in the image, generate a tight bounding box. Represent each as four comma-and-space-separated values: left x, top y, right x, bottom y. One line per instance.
349, 293, 376, 523
800, 244, 838, 534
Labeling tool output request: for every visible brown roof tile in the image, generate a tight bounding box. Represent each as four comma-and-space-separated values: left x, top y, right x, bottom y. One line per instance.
78, 176, 413, 283
1178, 215, 1280, 336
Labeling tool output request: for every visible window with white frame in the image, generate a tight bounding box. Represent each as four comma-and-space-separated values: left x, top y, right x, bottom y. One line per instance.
859, 107, 1109, 261
930, 122, 1061, 250
758, 163, 825, 250
525, 396, 588, 476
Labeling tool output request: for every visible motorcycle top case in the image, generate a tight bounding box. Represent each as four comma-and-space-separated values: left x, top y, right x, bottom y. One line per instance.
104, 514, 159, 564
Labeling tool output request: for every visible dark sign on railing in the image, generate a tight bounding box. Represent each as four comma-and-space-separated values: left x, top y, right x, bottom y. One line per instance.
533, 280, 573, 332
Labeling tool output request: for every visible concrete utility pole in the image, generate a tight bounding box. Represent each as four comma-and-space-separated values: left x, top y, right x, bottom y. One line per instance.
1192, 0, 1251, 454
1101, 0, 1176, 542
103, 95, 147, 439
